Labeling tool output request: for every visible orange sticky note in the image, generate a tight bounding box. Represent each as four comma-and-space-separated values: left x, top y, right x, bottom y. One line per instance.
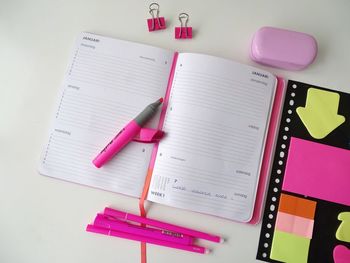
278, 193, 316, 219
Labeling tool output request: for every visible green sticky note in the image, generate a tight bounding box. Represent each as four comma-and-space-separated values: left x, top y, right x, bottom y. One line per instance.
336, 212, 350, 242
296, 88, 345, 139
271, 230, 310, 263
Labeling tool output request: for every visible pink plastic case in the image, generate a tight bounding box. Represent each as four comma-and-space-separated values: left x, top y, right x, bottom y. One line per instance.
250, 27, 318, 70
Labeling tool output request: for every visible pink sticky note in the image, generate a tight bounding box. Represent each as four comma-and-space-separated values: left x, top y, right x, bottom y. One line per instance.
283, 137, 350, 206
333, 245, 350, 263
275, 211, 314, 239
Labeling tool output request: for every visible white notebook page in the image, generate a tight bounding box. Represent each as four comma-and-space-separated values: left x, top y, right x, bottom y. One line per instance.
148, 53, 276, 221
39, 33, 173, 197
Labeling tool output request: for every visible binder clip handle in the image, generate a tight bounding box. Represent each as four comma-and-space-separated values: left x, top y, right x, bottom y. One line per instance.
178, 13, 189, 30
147, 2, 165, 31
149, 3, 160, 20
175, 13, 192, 39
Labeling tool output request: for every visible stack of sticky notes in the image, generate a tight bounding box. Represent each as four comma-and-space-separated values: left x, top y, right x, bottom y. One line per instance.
270, 193, 317, 263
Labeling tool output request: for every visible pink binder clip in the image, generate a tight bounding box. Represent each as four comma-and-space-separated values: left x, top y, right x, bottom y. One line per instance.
175, 13, 192, 39
147, 3, 166, 31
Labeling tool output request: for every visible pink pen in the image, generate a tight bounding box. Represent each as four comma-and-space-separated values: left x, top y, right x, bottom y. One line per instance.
86, 224, 209, 254
104, 207, 223, 243
93, 214, 194, 245
93, 98, 163, 168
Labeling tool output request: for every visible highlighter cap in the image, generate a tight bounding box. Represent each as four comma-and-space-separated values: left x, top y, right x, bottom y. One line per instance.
250, 27, 318, 70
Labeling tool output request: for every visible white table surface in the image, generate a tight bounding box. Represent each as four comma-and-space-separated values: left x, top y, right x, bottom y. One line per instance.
1, 0, 350, 262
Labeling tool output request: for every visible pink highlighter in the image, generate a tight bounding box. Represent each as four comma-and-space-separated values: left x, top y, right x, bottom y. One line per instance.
93, 98, 163, 168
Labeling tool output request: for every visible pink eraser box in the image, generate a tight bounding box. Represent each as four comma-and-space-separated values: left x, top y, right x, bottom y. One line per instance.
250, 27, 318, 70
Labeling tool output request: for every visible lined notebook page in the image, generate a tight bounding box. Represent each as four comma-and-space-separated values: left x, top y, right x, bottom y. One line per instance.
39, 33, 173, 197
148, 53, 276, 221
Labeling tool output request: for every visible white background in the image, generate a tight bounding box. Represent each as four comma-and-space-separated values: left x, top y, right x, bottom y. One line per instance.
1, 0, 349, 262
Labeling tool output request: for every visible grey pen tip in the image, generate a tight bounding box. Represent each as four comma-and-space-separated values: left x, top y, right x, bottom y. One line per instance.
149, 97, 164, 108
134, 98, 164, 126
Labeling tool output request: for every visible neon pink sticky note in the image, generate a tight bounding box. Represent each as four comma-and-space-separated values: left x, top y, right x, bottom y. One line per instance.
275, 212, 314, 239
333, 245, 350, 263
283, 137, 350, 206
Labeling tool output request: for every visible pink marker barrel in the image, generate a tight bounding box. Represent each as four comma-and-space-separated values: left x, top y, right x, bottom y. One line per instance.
93, 120, 141, 168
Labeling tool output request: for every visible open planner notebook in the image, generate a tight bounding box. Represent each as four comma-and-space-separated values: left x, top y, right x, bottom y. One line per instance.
39, 32, 278, 223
